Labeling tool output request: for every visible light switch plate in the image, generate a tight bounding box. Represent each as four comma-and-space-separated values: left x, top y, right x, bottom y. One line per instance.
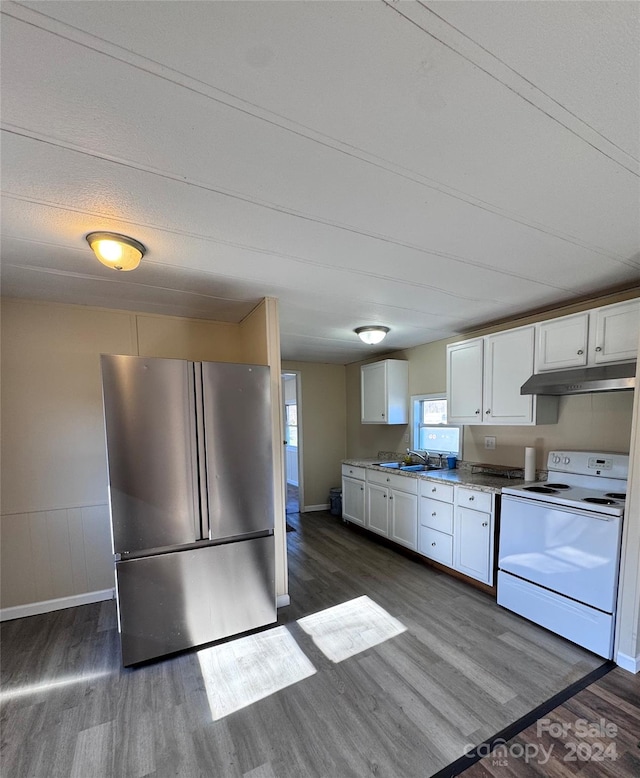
484, 436, 496, 450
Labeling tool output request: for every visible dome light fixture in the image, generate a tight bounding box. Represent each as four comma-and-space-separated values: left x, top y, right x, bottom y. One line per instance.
355, 325, 390, 345
86, 231, 146, 271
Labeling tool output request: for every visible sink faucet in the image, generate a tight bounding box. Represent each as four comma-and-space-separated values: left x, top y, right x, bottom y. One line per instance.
406, 449, 429, 464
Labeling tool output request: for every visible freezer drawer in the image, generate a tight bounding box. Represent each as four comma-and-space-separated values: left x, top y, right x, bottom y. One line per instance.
116, 535, 276, 666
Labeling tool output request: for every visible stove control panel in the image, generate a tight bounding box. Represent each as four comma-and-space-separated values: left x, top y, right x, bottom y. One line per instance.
587, 456, 613, 472
547, 451, 629, 479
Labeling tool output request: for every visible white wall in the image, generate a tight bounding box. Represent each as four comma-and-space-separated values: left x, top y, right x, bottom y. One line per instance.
1, 298, 287, 616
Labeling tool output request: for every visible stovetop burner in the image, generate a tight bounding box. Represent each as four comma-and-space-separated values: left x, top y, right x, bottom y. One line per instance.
524, 486, 558, 494
545, 483, 570, 489
605, 492, 626, 500
583, 497, 620, 506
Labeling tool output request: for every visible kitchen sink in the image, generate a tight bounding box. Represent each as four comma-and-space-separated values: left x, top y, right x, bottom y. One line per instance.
374, 462, 444, 472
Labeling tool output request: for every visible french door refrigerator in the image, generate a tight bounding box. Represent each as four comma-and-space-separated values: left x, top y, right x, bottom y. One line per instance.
101, 355, 276, 666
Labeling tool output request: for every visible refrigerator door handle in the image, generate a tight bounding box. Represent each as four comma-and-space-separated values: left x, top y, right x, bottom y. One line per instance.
193, 362, 210, 541
188, 363, 204, 541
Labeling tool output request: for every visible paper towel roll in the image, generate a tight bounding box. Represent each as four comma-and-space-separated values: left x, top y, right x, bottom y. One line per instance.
524, 447, 536, 482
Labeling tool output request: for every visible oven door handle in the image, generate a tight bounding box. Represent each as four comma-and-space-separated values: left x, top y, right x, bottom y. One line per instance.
501, 494, 619, 521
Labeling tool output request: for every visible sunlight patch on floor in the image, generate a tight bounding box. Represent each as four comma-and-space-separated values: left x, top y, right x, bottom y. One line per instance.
297, 595, 407, 663
0, 669, 113, 701
197, 625, 316, 721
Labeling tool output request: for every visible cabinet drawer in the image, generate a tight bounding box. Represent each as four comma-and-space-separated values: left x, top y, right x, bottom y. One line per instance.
456, 487, 492, 513
342, 464, 366, 481
419, 527, 453, 566
367, 470, 417, 494
419, 497, 454, 533
419, 480, 454, 503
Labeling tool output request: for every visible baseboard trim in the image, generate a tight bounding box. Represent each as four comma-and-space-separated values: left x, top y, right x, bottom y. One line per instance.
0, 588, 115, 622
616, 651, 640, 673
303, 503, 329, 512
276, 594, 291, 608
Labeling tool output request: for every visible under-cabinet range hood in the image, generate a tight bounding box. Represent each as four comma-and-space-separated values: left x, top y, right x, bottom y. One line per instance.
521, 362, 636, 396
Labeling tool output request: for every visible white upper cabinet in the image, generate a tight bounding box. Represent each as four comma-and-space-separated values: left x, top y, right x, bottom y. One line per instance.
589, 300, 640, 365
536, 301, 639, 372
361, 359, 408, 424
536, 313, 589, 372
448, 326, 558, 426
484, 328, 536, 424
446, 338, 484, 424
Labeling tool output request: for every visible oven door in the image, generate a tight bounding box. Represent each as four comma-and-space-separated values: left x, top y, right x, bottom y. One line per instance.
498, 495, 622, 613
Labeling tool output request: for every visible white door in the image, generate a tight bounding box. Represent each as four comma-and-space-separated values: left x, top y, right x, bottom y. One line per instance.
389, 489, 417, 550
483, 327, 534, 424
590, 300, 640, 364
342, 477, 365, 526
361, 361, 386, 423
446, 339, 484, 424
535, 313, 589, 372
499, 496, 622, 612
454, 507, 492, 583
367, 482, 389, 536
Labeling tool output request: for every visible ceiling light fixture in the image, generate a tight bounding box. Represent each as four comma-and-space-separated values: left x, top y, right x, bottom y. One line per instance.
86, 232, 146, 271
355, 326, 390, 345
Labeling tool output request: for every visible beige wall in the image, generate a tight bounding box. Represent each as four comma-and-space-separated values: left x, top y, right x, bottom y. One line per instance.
346, 290, 639, 463
281, 361, 347, 509
1, 297, 287, 611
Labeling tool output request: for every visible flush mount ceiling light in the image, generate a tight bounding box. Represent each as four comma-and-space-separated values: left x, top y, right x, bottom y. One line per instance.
355, 326, 390, 345
86, 232, 146, 271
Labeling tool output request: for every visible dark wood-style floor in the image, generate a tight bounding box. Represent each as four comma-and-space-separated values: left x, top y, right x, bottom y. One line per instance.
1, 510, 627, 777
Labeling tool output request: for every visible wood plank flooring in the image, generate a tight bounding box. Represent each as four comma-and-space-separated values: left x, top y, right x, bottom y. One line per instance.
0, 510, 616, 777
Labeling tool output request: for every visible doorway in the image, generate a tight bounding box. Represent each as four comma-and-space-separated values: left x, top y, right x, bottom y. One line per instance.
281, 372, 302, 515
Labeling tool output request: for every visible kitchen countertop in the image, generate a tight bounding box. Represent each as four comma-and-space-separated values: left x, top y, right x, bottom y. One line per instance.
342, 459, 526, 494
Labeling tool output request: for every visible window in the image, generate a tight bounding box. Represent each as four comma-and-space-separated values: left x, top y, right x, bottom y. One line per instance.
285, 404, 298, 447
411, 394, 462, 458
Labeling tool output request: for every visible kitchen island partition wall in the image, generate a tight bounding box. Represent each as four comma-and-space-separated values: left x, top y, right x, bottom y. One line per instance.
101, 355, 276, 666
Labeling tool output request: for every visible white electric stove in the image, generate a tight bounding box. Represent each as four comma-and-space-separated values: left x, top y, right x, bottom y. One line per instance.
498, 451, 628, 659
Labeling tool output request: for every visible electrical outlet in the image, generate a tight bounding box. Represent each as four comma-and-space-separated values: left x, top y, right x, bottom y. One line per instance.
484, 436, 496, 450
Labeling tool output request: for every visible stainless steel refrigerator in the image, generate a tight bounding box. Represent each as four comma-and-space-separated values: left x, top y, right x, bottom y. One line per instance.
100, 355, 276, 666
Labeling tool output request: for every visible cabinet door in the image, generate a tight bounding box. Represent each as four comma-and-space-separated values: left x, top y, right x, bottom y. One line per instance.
342, 477, 365, 526
483, 327, 534, 424
536, 313, 589, 372
453, 507, 492, 584
367, 482, 389, 537
590, 300, 640, 364
446, 339, 484, 424
361, 362, 387, 423
389, 489, 417, 550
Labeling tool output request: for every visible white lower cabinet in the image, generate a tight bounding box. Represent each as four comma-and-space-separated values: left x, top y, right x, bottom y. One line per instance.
343, 466, 496, 586
418, 480, 496, 586
342, 476, 365, 526
367, 482, 390, 537
452, 487, 495, 585
389, 489, 418, 550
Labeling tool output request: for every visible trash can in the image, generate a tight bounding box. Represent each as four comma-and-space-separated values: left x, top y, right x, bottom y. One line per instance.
329, 487, 342, 516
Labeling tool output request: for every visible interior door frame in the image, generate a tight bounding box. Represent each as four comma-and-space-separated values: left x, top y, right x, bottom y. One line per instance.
281, 370, 303, 512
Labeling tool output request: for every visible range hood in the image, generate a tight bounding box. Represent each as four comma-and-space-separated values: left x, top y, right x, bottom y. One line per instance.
521, 362, 636, 396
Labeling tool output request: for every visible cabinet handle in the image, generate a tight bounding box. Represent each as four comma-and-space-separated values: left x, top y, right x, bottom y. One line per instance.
475, 409, 480, 414
381, 413, 385, 417
431, 542, 436, 547
577, 349, 584, 355
482, 521, 488, 527
431, 487, 437, 493
469, 496, 475, 501
432, 511, 437, 516
360, 487, 364, 491
595, 346, 602, 352
389, 495, 393, 500
386, 478, 390, 482
485, 409, 491, 414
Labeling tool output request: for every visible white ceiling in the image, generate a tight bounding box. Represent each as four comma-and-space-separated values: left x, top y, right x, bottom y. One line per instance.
1, 1, 639, 363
